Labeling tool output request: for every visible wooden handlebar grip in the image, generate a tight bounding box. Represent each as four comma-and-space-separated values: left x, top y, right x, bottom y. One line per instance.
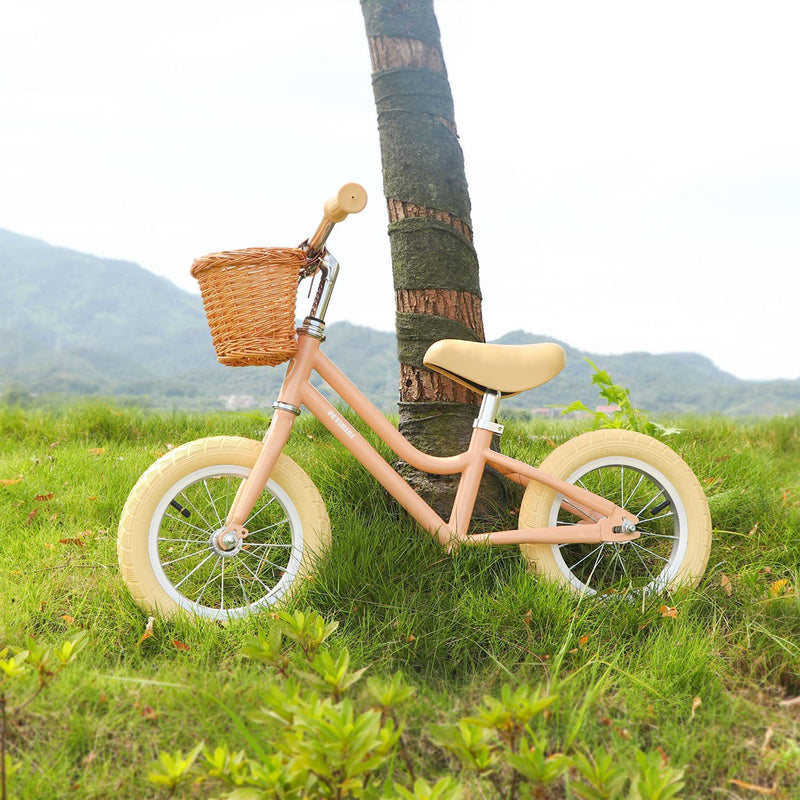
307, 183, 368, 253
323, 183, 368, 222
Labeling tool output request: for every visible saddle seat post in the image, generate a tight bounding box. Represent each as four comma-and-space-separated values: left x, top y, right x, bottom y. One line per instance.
448, 389, 504, 540
474, 390, 504, 435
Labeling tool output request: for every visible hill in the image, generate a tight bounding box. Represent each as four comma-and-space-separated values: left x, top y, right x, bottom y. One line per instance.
1, 227, 798, 416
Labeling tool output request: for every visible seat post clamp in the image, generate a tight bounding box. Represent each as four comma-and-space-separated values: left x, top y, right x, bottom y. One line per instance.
473, 419, 504, 435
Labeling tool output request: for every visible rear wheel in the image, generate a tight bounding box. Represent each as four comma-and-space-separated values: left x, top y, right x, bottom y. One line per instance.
118, 436, 330, 620
519, 430, 711, 596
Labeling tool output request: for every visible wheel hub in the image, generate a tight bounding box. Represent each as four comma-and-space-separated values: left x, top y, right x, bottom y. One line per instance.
210, 528, 243, 557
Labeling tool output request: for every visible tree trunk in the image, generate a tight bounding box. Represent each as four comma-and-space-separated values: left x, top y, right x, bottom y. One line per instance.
360, 0, 511, 522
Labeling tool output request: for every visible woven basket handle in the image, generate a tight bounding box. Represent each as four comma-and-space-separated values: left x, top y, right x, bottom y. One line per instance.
307, 183, 367, 253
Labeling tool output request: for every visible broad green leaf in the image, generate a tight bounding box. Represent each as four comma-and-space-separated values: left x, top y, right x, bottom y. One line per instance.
572, 748, 629, 799
506, 736, 570, 786
147, 742, 204, 788
367, 671, 415, 709
0, 651, 29, 678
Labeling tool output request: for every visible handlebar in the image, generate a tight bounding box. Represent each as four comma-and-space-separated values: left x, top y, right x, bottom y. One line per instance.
305, 183, 367, 256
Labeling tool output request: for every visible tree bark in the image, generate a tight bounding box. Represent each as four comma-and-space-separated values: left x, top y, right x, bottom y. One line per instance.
360, 0, 511, 521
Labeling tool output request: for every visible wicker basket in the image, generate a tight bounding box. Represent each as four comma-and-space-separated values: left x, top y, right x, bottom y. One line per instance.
191, 247, 305, 367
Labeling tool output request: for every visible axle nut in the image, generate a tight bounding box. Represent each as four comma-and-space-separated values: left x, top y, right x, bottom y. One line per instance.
220, 531, 239, 550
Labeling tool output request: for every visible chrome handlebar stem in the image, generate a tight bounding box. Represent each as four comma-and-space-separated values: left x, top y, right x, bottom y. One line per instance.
305, 251, 340, 325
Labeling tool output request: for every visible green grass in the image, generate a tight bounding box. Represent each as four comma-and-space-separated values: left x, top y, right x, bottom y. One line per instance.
1, 403, 799, 798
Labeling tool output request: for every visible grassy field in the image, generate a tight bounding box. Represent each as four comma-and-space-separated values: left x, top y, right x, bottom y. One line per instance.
0, 402, 798, 798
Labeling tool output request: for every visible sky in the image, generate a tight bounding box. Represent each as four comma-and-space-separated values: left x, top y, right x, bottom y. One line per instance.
1, 0, 798, 381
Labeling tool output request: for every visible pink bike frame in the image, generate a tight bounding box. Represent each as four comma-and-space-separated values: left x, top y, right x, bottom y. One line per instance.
222, 330, 640, 550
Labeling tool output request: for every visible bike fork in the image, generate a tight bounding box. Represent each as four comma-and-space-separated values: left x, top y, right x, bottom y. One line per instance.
220, 405, 299, 544
219, 327, 320, 548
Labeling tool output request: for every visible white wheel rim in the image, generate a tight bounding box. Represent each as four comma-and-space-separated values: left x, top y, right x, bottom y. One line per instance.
549, 455, 689, 596
148, 464, 304, 620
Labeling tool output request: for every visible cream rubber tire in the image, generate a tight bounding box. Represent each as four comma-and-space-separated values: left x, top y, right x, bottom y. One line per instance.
519, 429, 711, 596
117, 436, 330, 620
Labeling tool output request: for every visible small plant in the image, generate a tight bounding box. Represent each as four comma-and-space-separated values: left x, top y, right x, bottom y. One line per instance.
629, 750, 685, 800
0, 632, 88, 800
430, 685, 568, 799
297, 648, 368, 702
147, 610, 688, 799
571, 748, 629, 799
147, 743, 204, 798
563, 358, 679, 437
277, 608, 340, 659
394, 776, 463, 800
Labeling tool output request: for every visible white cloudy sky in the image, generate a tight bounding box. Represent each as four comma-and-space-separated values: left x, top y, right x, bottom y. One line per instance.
1, 1, 798, 380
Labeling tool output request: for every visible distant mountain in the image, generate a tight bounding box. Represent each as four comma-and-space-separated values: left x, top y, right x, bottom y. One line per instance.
1, 227, 798, 416
0, 227, 210, 395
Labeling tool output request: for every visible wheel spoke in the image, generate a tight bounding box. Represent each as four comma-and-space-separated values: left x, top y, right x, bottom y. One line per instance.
174, 551, 216, 589
637, 530, 678, 541
623, 473, 646, 509
243, 496, 278, 529
243, 548, 287, 575
203, 479, 225, 528
164, 513, 214, 538
247, 518, 290, 537
219, 559, 225, 611
161, 548, 209, 567
629, 541, 670, 563
627, 541, 658, 581
584, 544, 606, 590
175, 490, 216, 531
636, 488, 666, 518
243, 541, 301, 563
158, 536, 206, 545
237, 555, 274, 594
640, 510, 674, 524
595, 546, 618, 588
560, 496, 598, 522
195, 557, 221, 606
232, 558, 250, 606
242, 542, 293, 548
614, 546, 632, 588
561, 543, 603, 570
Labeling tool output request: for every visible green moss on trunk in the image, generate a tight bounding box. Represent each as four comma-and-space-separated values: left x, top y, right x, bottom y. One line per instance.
388, 219, 478, 290
395, 312, 481, 368
361, 0, 442, 46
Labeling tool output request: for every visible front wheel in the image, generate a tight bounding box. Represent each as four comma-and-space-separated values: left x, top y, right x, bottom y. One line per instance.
519, 430, 711, 596
117, 436, 331, 621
